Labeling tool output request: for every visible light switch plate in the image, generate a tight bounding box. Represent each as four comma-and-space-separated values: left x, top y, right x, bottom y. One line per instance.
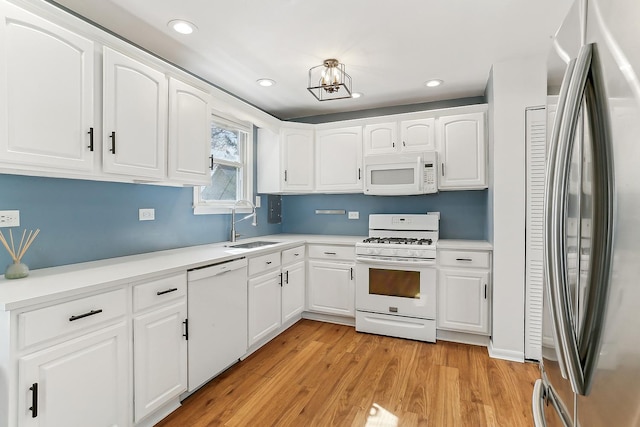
0, 210, 20, 227
139, 208, 155, 221
255, 195, 261, 208
348, 211, 359, 220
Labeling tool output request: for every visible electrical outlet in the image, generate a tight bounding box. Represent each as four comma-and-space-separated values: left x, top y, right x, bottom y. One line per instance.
0, 210, 20, 228
139, 208, 155, 221
255, 195, 261, 208
348, 211, 359, 220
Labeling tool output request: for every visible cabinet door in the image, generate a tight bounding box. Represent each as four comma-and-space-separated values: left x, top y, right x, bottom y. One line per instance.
315, 126, 363, 192
438, 112, 487, 189
437, 269, 490, 334
103, 47, 167, 179
400, 117, 436, 152
168, 77, 211, 185
0, 3, 95, 172
282, 261, 305, 323
363, 122, 398, 155
282, 128, 314, 192
19, 322, 128, 427
133, 300, 187, 422
307, 260, 355, 316
248, 270, 282, 346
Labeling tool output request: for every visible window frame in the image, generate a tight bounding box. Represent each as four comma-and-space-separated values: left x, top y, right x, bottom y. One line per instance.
193, 113, 254, 215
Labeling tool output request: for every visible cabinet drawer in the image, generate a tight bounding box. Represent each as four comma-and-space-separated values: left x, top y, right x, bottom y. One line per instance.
282, 246, 305, 265
19, 288, 127, 349
133, 272, 187, 312
248, 251, 281, 276
438, 250, 490, 269
308, 245, 355, 261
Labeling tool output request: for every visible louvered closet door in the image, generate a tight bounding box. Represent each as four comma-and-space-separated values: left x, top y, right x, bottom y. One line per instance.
525, 106, 547, 361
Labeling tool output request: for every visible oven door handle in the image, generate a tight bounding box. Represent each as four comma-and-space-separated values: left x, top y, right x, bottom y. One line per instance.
356, 256, 436, 267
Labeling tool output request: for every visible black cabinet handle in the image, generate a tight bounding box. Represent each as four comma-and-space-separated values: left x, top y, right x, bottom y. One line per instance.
183, 319, 189, 340
285, 270, 289, 284
157, 287, 178, 296
109, 131, 116, 154
350, 267, 354, 280
441, 163, 445, 176
456, 258, 473, 262
402, 141, 406, 147
484, 284, 488, 299
358, 168, 361, 180
209, 155, 214, 170
29, 383, 38, 418
69, 309, 103, 322
324, 252, 337, 255
284, 170, 288, 182
87, 127, 94, 151
392, 142, 395, 148
266, 261, 272, 265
279, 273, 283, 287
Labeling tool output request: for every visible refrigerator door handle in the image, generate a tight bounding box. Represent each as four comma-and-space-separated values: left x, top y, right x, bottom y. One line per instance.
577, 42, 615, 395
547, 42, 615, 396
532, 379, 548, 427
545, 54, 578, 384
546, 44, 592, 395
533, 379, 574, 427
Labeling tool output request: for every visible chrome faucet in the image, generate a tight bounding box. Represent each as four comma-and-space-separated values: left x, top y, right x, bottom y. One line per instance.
230, 199, 257, 242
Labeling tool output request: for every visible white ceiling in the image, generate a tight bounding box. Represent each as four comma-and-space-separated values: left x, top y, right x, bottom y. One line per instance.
51, 0, 573, 120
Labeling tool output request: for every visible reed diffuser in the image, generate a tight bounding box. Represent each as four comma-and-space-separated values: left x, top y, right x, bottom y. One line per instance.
0, 228, 39, 279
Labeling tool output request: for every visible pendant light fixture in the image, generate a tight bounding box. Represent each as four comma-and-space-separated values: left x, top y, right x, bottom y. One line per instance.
307, 58, 352, 101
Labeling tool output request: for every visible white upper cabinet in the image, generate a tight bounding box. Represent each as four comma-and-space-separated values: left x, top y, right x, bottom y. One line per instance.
400, 117, 436, 152
0, 3, 96, 172
437, 111, 487, 190
103, 47, 168, 180
167, 77, 212, 185
363, 122, 398, 155
364, 118, 435, 155
282, 128, 314, 192
258, 127, 314, 193
315, 126, 363, 192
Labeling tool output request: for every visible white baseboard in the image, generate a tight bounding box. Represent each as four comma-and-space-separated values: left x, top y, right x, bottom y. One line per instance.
436, 329, 490, 347
488, 340, 525, 362
302, 311, 355, 327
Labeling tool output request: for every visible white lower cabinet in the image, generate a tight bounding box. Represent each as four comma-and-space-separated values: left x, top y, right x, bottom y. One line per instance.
248, 270, 282, 346
307, 260, 355, 316
307, 244, 355, 317
437, 249, 492, 335
281, 246, 305, 323
18, 322, 129, 427
132, 273, 187, 423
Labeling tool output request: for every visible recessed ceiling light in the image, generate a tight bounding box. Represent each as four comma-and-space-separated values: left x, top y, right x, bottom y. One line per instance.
425, 79, 443, 88
351, 92, 363, 99
256, 79, 276, 87
168, 20, 197, 35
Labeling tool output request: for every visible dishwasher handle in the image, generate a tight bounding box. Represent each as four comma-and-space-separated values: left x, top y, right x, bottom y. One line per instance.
187, 258, 248, 281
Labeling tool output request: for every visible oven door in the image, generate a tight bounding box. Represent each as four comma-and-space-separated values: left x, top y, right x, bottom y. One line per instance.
355, 257, 436, 319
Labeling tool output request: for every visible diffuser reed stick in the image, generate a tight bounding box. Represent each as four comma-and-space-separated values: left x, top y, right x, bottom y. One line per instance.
0, 229, 39, 262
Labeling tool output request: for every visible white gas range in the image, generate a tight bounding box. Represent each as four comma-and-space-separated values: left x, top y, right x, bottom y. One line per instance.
355, 214, 439, 342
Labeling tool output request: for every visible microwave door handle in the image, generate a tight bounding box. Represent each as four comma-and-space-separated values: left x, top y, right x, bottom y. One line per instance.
576, 43, 615, 395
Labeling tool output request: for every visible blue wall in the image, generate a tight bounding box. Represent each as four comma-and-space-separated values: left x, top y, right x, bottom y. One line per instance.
282, 191, 488, 239
0, 174, 281, 270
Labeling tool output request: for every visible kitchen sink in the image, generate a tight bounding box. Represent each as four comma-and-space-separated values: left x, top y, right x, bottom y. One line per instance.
226, 240, 280, 249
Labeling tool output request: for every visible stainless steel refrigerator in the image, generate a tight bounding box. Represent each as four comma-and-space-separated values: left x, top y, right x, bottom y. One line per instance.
533, 0, 640, 425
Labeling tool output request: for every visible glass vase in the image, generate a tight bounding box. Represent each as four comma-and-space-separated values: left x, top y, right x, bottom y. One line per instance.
5, 261, 29, 279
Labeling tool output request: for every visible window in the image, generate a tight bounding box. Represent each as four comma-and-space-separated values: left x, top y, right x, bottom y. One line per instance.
193, 114, 253, 214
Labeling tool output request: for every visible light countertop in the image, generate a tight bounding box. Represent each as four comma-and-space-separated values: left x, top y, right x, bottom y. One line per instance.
0, 234, 361, 311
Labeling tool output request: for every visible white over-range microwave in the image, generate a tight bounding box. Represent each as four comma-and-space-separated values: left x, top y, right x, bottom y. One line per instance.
363, 152, 438, 195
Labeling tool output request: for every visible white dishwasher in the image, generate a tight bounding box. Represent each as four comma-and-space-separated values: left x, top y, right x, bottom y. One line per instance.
187, 257, 248, 392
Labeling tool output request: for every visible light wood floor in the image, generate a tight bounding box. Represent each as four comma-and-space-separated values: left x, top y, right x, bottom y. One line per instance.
157, 320, 539, 426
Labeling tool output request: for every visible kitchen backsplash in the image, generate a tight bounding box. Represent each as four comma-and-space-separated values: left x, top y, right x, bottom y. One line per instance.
282, 191, 488, 239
